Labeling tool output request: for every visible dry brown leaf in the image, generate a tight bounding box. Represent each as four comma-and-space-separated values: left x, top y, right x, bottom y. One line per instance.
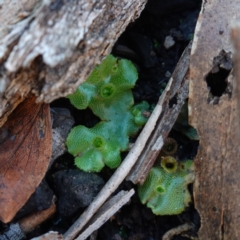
0, 96, 52, 223
189, 0, 240, 239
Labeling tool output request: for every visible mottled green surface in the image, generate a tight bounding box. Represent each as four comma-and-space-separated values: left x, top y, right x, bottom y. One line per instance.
138, 157, 194, 215
67, 55, 149, 172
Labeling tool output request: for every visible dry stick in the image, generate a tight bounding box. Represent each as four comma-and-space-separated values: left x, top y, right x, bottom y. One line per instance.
127, 42, 191, 184
64, 43, 192, 240
77, 189, 135, 240
63, 73, 169, 240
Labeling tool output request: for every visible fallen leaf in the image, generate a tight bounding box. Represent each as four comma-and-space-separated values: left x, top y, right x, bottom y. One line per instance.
0, 96, 52, 223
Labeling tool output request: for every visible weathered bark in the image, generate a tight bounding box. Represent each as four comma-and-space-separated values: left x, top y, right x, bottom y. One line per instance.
0, 0, 147, 127
189, 0, 240, 239
232, 24, 240, 136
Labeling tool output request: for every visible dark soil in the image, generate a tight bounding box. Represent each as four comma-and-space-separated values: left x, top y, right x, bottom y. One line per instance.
0, 0, 202, 239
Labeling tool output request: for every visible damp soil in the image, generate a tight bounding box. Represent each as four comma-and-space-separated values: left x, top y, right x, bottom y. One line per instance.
0, 1, 202, 239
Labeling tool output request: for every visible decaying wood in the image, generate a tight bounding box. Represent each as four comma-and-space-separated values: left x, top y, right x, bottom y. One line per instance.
162, 223, 193, 240
127, 42, 191, 184
231, 23, 240, 136
0, 0, 147, 127
77, 190, 134, 240
189, 0, 240, 239
0, 223, 25, 240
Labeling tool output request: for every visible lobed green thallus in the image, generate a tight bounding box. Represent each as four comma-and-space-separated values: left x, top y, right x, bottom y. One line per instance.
67, 55, 194, 216
138, 156, 194, 215
66, 55, 149, 172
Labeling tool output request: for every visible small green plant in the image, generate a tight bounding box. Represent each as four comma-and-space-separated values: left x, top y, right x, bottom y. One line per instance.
138, 156, 194, 215
66, 55, 149, 172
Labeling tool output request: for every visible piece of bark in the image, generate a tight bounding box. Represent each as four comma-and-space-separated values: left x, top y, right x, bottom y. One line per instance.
189, 0, 240, 239
0, 0, 40, 39
0, 223, 25, 240
0, 96, 52, 223
231, 23, 240, 136
127, 42, 191, 184
0, 0, 147, 127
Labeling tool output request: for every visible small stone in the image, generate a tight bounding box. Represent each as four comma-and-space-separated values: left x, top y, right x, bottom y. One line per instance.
165, 71, 171, 78
14, 179, 54, 220
50, 108, 75, 167
54, 169, 104, 217
164, 36, 175, 49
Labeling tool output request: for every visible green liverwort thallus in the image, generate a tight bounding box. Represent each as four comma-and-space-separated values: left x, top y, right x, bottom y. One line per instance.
66, 55, 149, 172
138, 156, 194, 215
66, 55, 194, 216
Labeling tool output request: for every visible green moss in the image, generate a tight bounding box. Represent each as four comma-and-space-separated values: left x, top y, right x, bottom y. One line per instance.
138, 157, 194, 215
66, 55, 149, 172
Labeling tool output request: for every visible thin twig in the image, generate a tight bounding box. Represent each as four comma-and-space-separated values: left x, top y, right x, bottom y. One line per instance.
77, 189, 134, 240
162, 223, 193, 240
